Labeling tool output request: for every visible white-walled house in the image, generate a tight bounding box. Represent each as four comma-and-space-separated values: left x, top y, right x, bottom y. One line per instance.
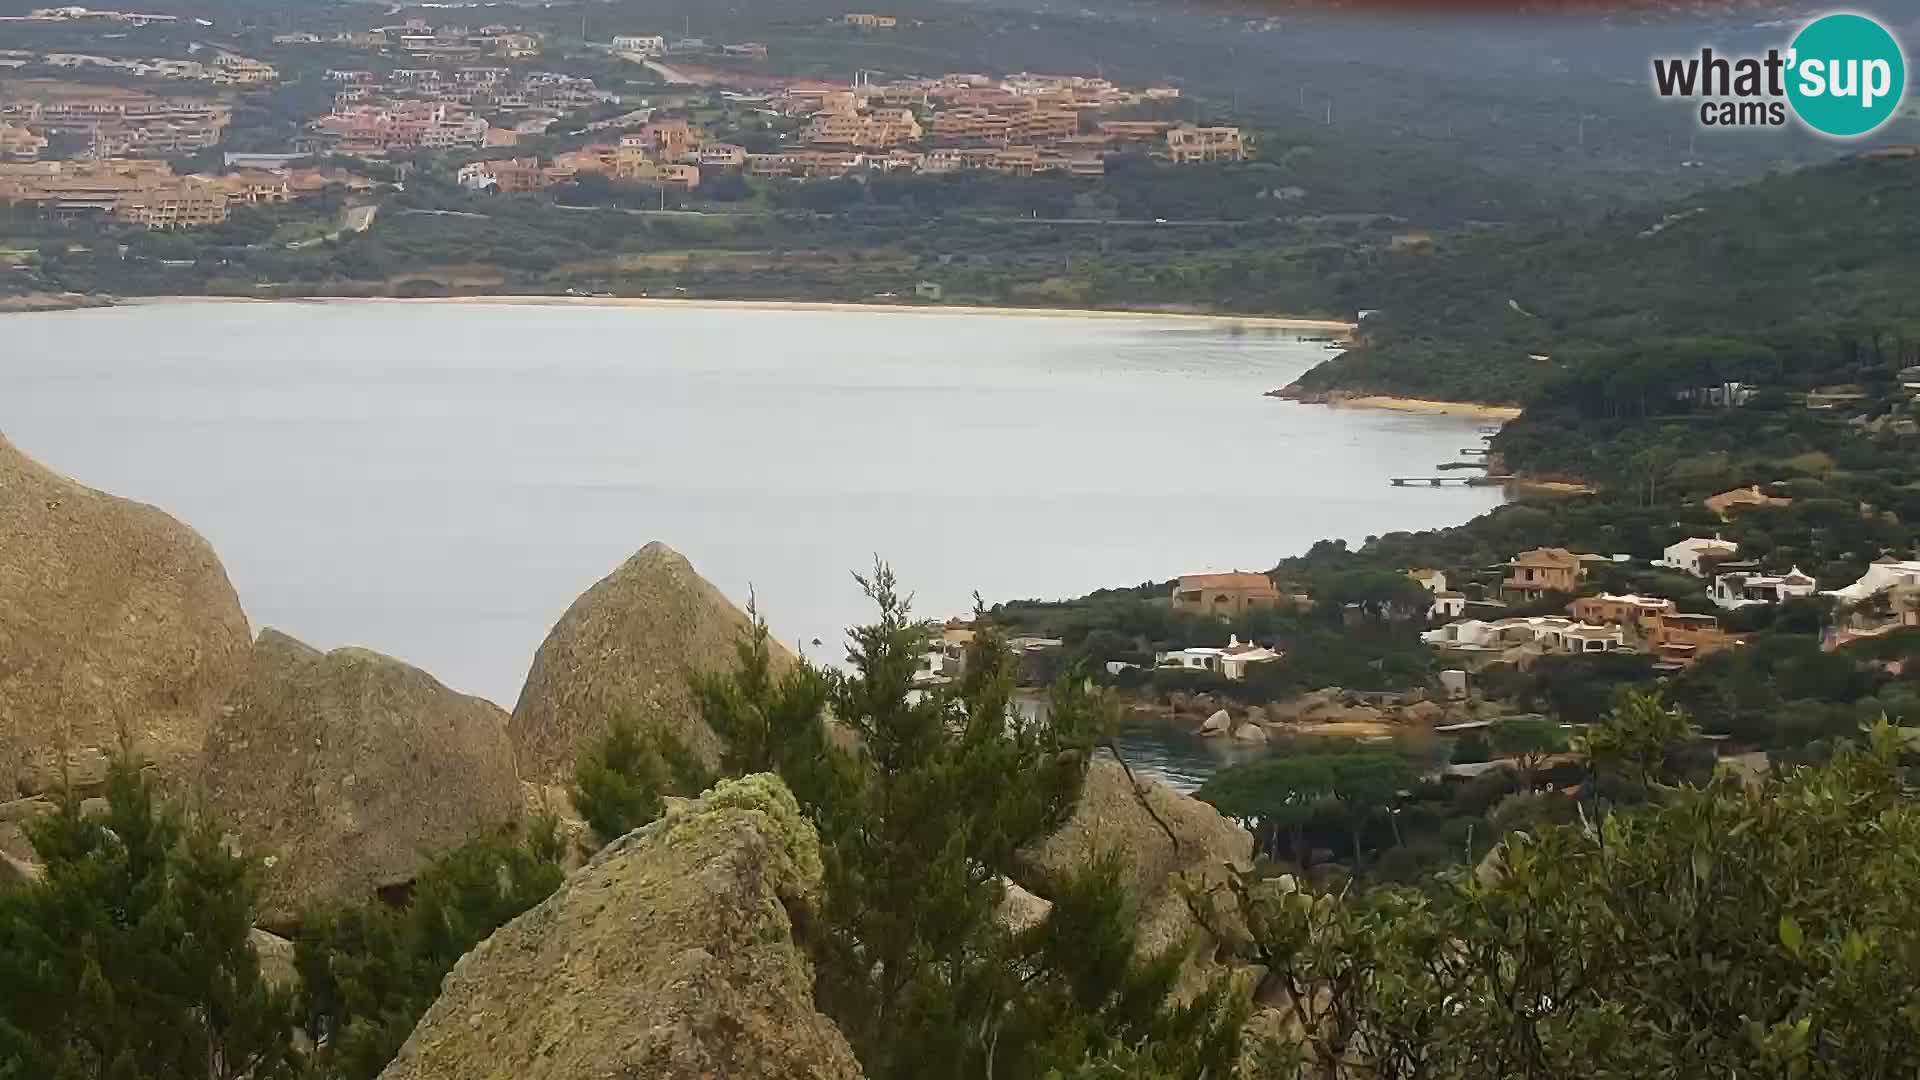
1712, 566, 1817, 609
1422, 616, 1623, 656
1825, 560, 1920, 604
1154, 635, 1282, 680
1657, 537, 1740, 577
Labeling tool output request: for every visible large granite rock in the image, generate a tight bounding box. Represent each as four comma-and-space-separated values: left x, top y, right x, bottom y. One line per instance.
510, 542, 788, 784
203, 630, 523, 927
1015, 759, 1254, 991
0, 432, 251, 797
378, 774, 864, 1080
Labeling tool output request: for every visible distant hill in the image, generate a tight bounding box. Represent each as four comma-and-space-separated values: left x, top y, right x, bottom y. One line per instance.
1292, 150, 1920, 404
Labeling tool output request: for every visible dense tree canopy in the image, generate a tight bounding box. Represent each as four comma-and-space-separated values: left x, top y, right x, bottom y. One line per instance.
1236, 720, 1920, 1079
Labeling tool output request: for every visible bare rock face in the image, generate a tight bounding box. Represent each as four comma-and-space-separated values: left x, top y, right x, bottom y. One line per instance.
510, 542, 788, 784
250, 928, 299, 993
1015, 760, 1254, 993
378, 774, 864, 1080
203, 630, 523, 927
0, 432, 251, 798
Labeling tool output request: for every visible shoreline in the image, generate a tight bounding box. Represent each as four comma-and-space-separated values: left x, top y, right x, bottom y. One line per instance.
1267, 385, 1523, 421
1323, 394, 1523, 421
114, 293, 1357, 331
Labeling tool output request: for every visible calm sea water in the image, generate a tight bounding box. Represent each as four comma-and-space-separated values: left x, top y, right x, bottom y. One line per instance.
2, 301, 1500, 776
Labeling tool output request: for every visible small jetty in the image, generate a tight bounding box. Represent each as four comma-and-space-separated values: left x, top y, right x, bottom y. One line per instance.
1390, 475, 1515, 487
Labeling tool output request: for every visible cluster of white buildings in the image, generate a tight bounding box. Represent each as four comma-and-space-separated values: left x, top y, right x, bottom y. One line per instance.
1422, 616, 1625, 659
1656, 536, 1819, 611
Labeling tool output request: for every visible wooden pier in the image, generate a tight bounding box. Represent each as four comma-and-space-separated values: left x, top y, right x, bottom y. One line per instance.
1390, 475, 1515, 487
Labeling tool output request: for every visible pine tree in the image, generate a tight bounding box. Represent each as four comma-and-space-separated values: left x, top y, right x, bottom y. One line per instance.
690, 564, 1245, 1079
0, 760, 298, 1080
569, 715, 710, 846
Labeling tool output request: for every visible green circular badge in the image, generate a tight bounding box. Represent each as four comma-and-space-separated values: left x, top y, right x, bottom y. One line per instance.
1787, 13, 1906, 137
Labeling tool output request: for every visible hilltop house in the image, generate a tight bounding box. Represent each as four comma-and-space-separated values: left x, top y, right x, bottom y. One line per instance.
1657, 536, 1740, 577
1170, 571, 1282, 619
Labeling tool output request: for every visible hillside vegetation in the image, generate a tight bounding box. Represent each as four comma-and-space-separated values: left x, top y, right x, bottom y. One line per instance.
1297, 153, 1920, 404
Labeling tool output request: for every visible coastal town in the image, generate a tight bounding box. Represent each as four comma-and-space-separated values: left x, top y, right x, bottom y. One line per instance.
0, 5, 1248, 230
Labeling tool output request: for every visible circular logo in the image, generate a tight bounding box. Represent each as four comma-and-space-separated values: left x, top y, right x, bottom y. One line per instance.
1786, 13, 1907, 138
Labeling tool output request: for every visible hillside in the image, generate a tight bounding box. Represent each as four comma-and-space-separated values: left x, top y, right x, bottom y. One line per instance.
1292, 151, 1920, 404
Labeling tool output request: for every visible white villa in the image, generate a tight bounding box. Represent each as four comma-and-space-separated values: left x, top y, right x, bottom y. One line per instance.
1825, 560, 1920, 605
1422, 616, 1625, 658
1712, 566, 1817, 609
1657, 536, 1740, 577
1155, 635, 1282, 680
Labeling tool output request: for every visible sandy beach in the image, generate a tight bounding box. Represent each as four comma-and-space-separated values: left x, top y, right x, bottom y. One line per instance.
1324, 394, 1523, 421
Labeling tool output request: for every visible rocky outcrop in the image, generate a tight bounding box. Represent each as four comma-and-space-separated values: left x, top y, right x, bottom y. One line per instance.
510, 542, 789, 784
250, 929, 299, 993
203, 630, 523, 927
0, 796, 54, 873
0, 432, 251, 798
378, 774, 864, 1080
1015, 760, 1254, 993
0, 850, 39, 886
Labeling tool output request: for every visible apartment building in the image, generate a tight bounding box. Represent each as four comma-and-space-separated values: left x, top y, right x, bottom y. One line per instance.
1165, 124, 1247, 163
117, 181, 229, 228
212, 54, 278, 85
309, 103, 486, 154
0, 161, 226, 228
481, 31, 541, 58
617, 159, 701, 188
619, 118, 701, 160
698, 142, 747, 167
2, 86, 229, 156
1096, 120, 1172, 145
746, 150, 863, 178
801, 108, 921, 149
1005, 108, 1077, 144
457, 156, 560, 193
931, 107, 1011, 143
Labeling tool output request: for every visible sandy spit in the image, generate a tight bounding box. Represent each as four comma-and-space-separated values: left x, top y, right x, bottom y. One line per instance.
1323, 394, 1523, 420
